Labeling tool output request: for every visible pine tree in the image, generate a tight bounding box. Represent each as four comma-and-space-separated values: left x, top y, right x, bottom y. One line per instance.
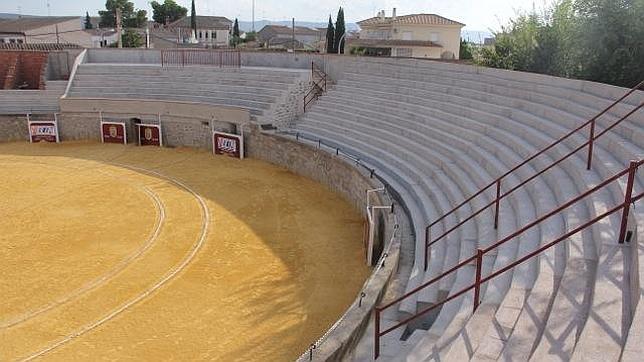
326, 15, 335, 53
84, 11, 93, 29
190, 0, 197, 35
334, 7, 346, 54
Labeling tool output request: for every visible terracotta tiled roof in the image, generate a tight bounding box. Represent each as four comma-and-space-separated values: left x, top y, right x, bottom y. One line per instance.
259, 25, 320, 36
83, 28, 117, 36
0, 17, 79, 33
169, 16, 232, 30
0, 42, 81, 51
347, 38, 443, 48
358, 14, 464, 27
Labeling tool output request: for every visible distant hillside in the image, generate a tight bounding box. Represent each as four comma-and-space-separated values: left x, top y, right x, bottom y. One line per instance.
238, 20, 359, 32
0, 13, 39, 19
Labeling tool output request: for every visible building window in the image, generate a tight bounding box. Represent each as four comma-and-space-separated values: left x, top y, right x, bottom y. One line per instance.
213, 31, 217, 39
9, 39, 16, 43
205, 31, 209, 39
430, 32, 439, 42
0, 39, 4, 43
17, 39, 23, 44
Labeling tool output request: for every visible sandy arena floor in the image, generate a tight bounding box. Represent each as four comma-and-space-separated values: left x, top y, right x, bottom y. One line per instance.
0, 141, 369, 361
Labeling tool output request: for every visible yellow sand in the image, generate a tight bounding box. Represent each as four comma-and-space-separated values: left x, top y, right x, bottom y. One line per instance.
0, 141, 369, 361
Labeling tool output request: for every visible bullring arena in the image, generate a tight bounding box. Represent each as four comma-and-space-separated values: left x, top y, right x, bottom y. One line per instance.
0, 48, 642, 362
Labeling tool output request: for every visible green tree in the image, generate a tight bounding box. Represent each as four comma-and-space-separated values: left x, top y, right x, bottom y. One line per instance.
99, 0, 147, 28
459, 39, 473, 60
574, 0, 644, 87
190, 0, 197, 35
244, 31, 256, 42
150, 0, 187, 25
230, 18, 241, 47
109, 28, 143, 47
334, 7, 345, 54
476, 0, 643, 87
326, 15, 335, 53
84, 11, 93, 29
233, 18, 240, 37
122, 28, 143, 47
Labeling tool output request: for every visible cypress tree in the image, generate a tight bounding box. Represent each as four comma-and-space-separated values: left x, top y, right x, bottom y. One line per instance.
334, 7, 346, 54
84, 11, 93, 29
233, 18, 240, 37
190, 0, 197, 35
326, 15, 335, 53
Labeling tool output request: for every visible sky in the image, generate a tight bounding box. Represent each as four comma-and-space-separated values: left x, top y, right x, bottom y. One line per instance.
0, 0, 548, 31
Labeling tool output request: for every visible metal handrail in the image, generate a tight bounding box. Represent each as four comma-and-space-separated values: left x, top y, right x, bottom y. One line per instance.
375, 159, 643, 358
304, 61, 328, 112
423, 80, 644, 271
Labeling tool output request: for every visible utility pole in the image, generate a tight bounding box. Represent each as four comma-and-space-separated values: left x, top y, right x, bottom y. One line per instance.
292, 18, 295, 53
252, 0, 255, 32
55, 24, 60, 44
116, 7, 123, 48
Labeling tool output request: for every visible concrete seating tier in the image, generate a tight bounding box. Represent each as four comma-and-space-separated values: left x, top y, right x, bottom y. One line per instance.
293, 60, 643, 361
0, 80, 67, 114
67, 64, 309, 117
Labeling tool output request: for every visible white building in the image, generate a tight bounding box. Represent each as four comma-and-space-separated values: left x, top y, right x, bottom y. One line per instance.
0, 16, 117, 48
167, 16, 232, 47
351, 10, 465, 59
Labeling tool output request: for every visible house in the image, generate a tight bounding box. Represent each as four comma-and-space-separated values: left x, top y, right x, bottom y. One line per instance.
0, 17, 81, 45
258, 25, 321, 50
83, 28, 119, 48
350, 9, 464, 59
167, 15, 232, 47
0, 16, 116, 48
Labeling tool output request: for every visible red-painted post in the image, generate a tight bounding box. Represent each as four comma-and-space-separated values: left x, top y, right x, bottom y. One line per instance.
494, 179, 501, 229
374, 308, 381, 359
587, 119, 596, 170
473, 249, 484, 313
618, 160, 638, 243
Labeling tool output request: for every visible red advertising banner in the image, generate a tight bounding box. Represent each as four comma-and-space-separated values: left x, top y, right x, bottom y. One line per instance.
28, 120, 59, 143
213, 131, 243, 159
101, 122, 127, 144
137, 124, 162, 146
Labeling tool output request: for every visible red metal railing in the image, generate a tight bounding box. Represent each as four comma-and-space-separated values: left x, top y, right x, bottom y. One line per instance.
160, 49, 241, 68
424, 80, 644, 271
304, 62, 328, 112
375, 159, 643, 358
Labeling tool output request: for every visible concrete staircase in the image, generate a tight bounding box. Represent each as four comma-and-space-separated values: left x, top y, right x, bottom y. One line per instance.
65, 63, 310, 124
293, 60, 643, 361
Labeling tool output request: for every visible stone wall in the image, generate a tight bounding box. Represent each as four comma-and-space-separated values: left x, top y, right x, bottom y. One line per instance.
244, 127, 403, 361
57, 112, 237, 148
0, 115, 28, 142
259, 75, 311, 128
